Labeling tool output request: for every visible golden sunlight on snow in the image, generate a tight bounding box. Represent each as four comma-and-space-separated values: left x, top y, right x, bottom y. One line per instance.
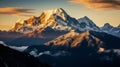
98, 47, 104, 52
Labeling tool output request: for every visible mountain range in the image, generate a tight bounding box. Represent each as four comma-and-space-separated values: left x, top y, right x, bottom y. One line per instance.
10, 8, 120, 37
0, 8, 120, 67
0, 42, 50, 67
0, 8, 119, 47
101, 23, 120, 37
3, 8, 118, 46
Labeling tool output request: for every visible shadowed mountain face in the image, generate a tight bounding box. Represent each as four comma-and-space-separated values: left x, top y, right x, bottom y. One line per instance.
0, 31, 23, 45
77, 16, 100, 31
90, 31, 120, 49
1, 30, 119, 67
0, 44, 50, 67
23, 31, 120, 67
101, 23, 120, 37
101, 23, 113, 31
9, 27, 68, 46
24, 38, 120, 67
25, 46, 120, 67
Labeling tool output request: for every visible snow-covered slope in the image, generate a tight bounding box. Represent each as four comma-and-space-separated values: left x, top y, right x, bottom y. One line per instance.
101, 23, 113, 32
39, 8, 79, 31
11, 8, 76, 33
77, 16, 100, 31
11, 16, 41, 33
101, 23, 120, 37
10, 8, 120, 38
118, 24, 120, 28
11, 8, 101, 34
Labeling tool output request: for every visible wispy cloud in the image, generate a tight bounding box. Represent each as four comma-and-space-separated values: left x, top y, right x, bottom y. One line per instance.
0, 7, 35, 17
69, 0, 120, 10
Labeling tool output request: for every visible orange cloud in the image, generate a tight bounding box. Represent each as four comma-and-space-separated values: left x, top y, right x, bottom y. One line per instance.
69, 0, 120, 10
0, 7, 35, 17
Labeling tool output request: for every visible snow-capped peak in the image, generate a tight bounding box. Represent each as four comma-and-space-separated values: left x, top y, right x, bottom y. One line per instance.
16, 19, 24, 24
102, 23, 113, 29
41, 8, 68, 22
83, 16, 90, 20
104, 23, 112, 26
117, 24, 120, 28
11, 22, 23, 31
101, 23, 120, 37
38, 8, 74, 31
78, 16, 96, 27
77, 16, 100, 31
30, 16, 36, 19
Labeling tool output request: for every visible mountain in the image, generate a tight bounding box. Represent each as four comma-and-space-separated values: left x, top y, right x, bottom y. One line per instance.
101, 23, 120, 37
2, 8, 120, 67
1, 8, 119, 47
90, 31, 120, 49
11, 8, 78, 33
8, 8, 81, 46
11, 16, 41, 33
9, 8, 120, 38
11, 21, 23, 31
0, 31, 23, 44
101, 23, 113, 32
39, 8, 70, 29
45, 30, 120, 49
9, 26, 68, 46
24, 45, 120, 67
34, 8, 81, 31
0, 43, 50, 67
118, 24, 120, 28
24, 44, 120, 67
11, 8, 100, 34
11, 8, 120, 38
23, 31, 120, 67
45, 30, 104, 48
77, 16, 100, 31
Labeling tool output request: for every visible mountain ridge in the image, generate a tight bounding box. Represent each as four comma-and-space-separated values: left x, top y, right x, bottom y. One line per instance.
0, 43, 50, 67
10, 8, 120, 37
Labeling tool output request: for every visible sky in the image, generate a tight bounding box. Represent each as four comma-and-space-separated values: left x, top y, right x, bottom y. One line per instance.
0, 0, 120, 30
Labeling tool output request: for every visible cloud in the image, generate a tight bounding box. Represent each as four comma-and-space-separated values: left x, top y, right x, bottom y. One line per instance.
69, 0, 120, 10
0, 7, 35, 17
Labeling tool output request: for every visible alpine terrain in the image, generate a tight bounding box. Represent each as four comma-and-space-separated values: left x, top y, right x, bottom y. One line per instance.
0, 8, 120, 67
